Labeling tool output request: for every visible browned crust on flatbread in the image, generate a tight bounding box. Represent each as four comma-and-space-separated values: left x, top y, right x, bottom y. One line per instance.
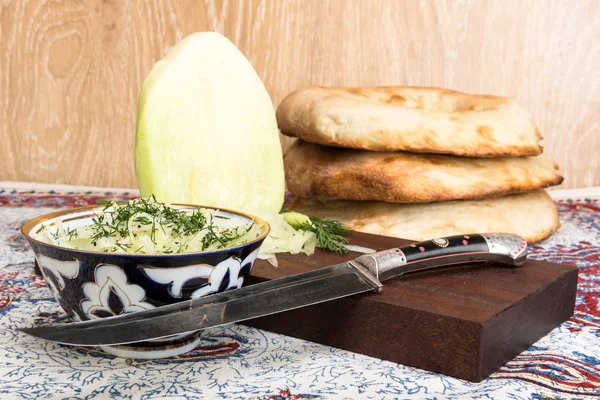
290, 190, 560, 244
277, 86, 543, 157
284, 140, 563, 203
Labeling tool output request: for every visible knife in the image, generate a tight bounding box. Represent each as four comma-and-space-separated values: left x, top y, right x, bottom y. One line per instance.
19, 233, 527, 346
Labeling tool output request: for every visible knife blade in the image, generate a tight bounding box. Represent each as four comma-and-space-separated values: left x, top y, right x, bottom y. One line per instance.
19, 233, 527, 346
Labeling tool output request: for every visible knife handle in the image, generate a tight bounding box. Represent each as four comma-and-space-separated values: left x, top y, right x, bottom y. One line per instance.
351, 233, 527, 290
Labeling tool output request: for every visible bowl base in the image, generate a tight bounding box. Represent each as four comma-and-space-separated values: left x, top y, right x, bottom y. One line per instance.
99, 331, 202, 359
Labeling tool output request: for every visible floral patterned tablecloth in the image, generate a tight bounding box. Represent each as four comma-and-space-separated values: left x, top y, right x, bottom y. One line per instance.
0, 183, 599, 400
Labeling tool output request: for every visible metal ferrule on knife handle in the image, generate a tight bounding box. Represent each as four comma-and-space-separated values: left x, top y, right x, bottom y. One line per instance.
350, 233, 528, 292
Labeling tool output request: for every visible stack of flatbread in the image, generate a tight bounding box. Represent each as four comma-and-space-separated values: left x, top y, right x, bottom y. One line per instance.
277, 87, 563, 243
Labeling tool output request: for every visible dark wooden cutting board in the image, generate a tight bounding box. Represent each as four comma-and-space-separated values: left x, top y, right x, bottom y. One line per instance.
244, 231, 578, 382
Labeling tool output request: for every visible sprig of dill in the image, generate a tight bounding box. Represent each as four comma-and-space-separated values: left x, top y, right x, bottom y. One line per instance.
301, 216, 351, 255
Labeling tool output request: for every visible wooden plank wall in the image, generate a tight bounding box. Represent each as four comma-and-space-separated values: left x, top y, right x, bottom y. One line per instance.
1, 0, 598, 189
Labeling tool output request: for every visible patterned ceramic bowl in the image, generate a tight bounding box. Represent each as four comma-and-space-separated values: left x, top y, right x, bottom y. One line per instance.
21, 204, 270, 359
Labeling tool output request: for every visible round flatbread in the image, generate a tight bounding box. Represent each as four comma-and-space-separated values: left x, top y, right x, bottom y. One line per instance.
285, 140, 563, 203
277, 86, 543, 157
290, 190, 560, 244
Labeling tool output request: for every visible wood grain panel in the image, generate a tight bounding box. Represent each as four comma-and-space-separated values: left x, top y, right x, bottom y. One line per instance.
1, 0, 598, 189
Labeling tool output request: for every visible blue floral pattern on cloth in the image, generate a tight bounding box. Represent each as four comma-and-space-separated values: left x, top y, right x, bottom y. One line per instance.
0, 187, 599, 399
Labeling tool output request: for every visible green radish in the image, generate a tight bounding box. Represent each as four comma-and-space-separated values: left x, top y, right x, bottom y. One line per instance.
135, 32, 285, 216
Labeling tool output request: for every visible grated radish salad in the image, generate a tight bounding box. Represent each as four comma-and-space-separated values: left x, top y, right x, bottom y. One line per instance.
33, 197, 262, 255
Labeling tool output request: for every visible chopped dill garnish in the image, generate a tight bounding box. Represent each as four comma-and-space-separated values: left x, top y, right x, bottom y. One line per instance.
50, 230, 60, 241
115, 242, 132, 252
65, 227, 78, 241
